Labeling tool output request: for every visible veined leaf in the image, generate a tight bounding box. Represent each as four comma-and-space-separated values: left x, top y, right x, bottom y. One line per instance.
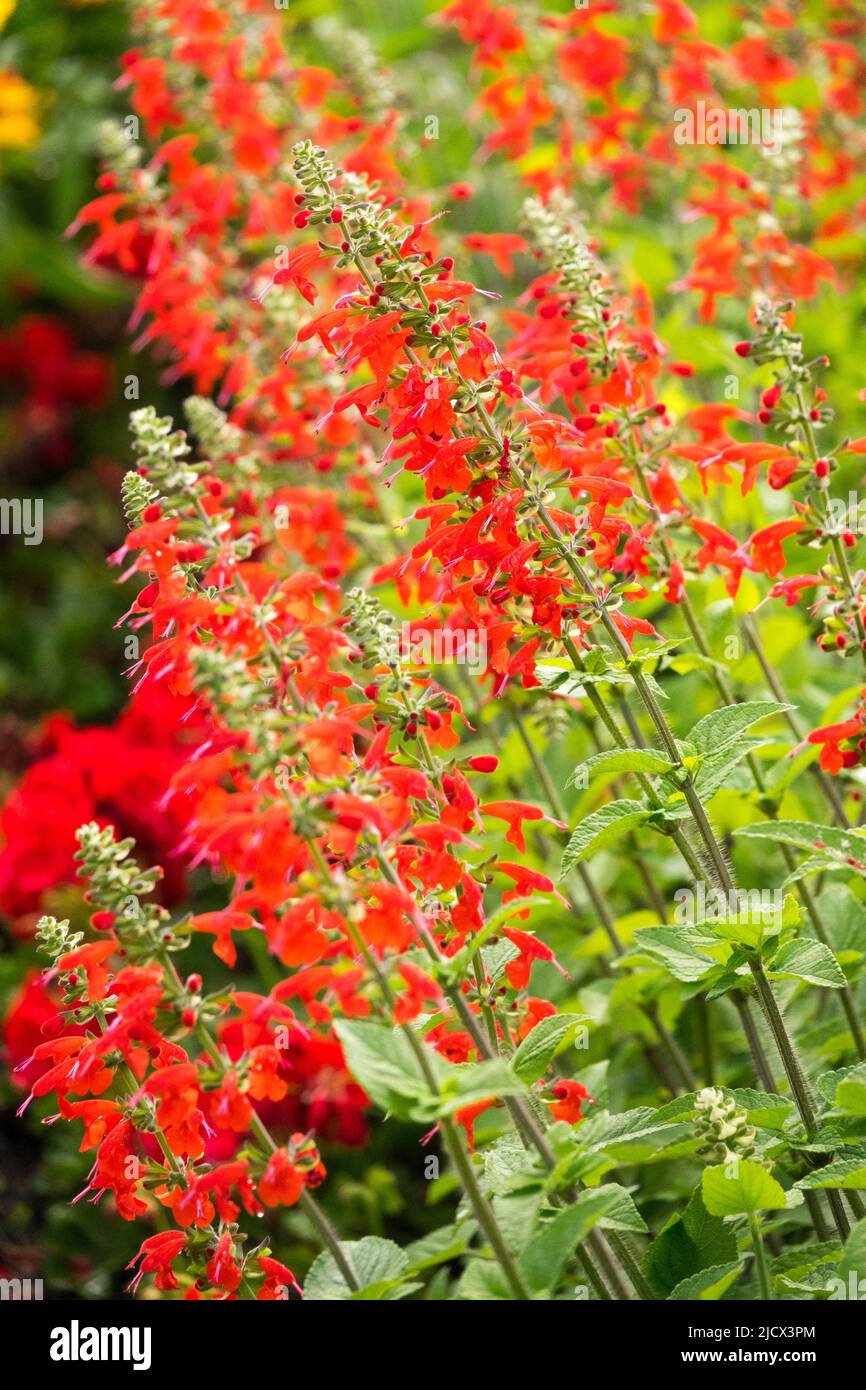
567, 747, 674, 788
735, 820, 866, 873
483, 1139, 541, 1198
511, 1014, 586, 1084
655, 1088, 793, 1131
628, 926, 722, 983
562, 800, 651, 871
519, 1187, 625, 1293
644, 1188, 737, 1298
693, 735, 775, 801
334, 1019, 441, 1121
767, 939, 847, 989
688, 700, 793, 755
435, 1057, 523, 1118
304, 1237, 410, 1301
702, 1160, 787, 1215
835, 1079, 866, 1116
701, 893, 798, 951
794, 1152, 866, 1189
782, 854, 851, 888
583, 1106, 686, 1153
668, 1262, 744, 1300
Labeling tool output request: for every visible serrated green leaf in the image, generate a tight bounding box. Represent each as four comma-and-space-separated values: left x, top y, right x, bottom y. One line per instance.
567, 747, 674, 788
735, 820, 866, 874
303, 1237, 409, 1301
435, 1057, 523, 1117
794, 1152, 866, 1189
583, 1106, 687, 1153
519, 1187, 624, 1292
668, 1261, 744, 1300
644, 1187, 738, 1298
702, 1161, 787, 1215
835, 1079, 866, 1116
483, 1138, 541, 1198
699, 893, 797, 951
693, 735, 775, 800
562, 801, 651, 871
688, 701, 793, 755
768, 939, 847, 989
510, 1014, 585, 1084
629, 926, 721, 982
334, 1019, 439, 1121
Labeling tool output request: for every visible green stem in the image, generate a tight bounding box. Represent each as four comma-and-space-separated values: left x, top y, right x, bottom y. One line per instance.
740, 612, 849, 828
337, 888, 531, 1299
748, 1212, 772, 1300
442, 1123, 531, 1299
749, 962, 817, 1135
607, 1232, 655, 1301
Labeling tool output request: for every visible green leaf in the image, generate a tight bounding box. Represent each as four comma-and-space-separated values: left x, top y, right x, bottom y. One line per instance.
303, 1237, 410, 1301
510, 1014, 585, 1084
815, 885, 866, 971
688, 701, 793, 754
583, 1106, 686, 1153
535, 664, 635, 697
334, 1019, 439, 1121
767, 939, 847, 989
771, 1239, 841, 1283
404, 1224, 470, 1275
562, 801, 651, 871
836, 1079, 866, 1116
483, 938, 520, 987
839, 1218, 866, 1283
435, 1057, 523, 1117
794, 1152, 866, 1189
654, 1088, 793, 1131
693, 736, 775, 800
644, 1188, 738, 1298
519, 1187, 624, 1293
728, 1088, 794, 1131
702, 893, 798, 951
483, 1139, 541, 1197
492, 1193, 542, 1254
628, 926, 721, 982
735, 820, 866, 874
817, 1062, 866, 1105
702, 1161, 787, 1215
567, 747, 674, 788
455, 1260, 510, 1300
668, 1262, 744, 1300
593, 1183, 649, 1234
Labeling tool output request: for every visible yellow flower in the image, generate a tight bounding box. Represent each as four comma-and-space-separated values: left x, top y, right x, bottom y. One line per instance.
0, 0, 16, 31
0, 70, 40, 149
